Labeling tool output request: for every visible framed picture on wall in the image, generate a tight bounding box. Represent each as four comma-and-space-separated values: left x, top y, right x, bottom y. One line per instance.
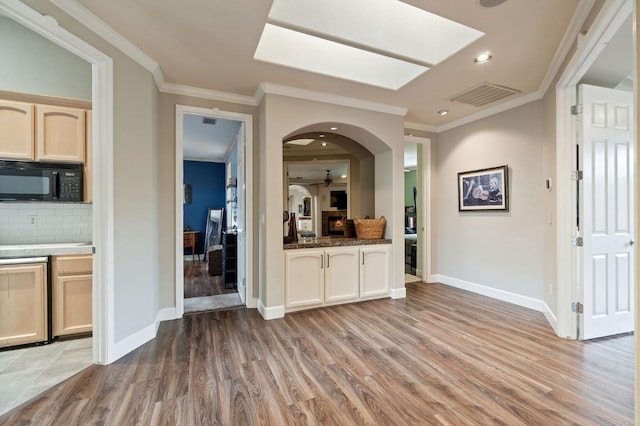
458, 165, 508, 211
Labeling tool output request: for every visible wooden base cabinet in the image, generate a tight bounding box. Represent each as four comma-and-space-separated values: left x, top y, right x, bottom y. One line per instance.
0, 263, 47, 348
285, 244, 390, 312
285, 249, 324, 310
52, 255, 92, 337
360, 246, 391, 298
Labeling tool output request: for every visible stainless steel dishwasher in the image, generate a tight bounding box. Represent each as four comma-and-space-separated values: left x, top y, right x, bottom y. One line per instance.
0, 256, 50, 349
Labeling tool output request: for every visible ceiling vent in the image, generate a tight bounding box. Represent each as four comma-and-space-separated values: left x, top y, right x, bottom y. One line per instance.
477, 0, 507, 7
202, 117, 217, 125
450, 82, 521, 107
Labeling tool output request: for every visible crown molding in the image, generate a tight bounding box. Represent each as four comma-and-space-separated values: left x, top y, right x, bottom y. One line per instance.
538, 0, 596, 95
403, 121, 438, 133
436, 90, 543, 133
161, 82, 257, 106
257, 82, 408, 116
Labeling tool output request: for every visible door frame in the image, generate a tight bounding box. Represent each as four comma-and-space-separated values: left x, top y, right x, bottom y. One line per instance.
175, 105, 255, 317
555, 0, 632, 338
405, 135, 432, 281
0, 1, 115, 363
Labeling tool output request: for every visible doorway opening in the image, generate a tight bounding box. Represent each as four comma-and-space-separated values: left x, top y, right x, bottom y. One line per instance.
404, 136, 431, 284
175, 106, 254, 317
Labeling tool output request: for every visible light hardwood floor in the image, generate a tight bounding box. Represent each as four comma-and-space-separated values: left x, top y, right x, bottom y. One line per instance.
0, 282, 633, 425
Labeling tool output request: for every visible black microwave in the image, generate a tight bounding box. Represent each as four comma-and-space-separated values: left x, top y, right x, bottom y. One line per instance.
0, 160, 83, 202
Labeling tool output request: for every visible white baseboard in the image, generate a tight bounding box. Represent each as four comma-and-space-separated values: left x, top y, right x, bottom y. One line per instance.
107, 307, 177, 364
155, 307, 177, 324
427, 274, 439, 283
257, 299, 285, 320
541, 302, 558, 333
110, 321, 156, 363
415, 268, 423, 277
245, 296, 258, 309
390, 287, 406, 299
433, 274, 546, 312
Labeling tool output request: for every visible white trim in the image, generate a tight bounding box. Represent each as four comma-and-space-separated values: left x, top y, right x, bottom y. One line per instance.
0, 0, 115, 365
436, 91, 543, 133
415, 268, 423, 277
183, 156, 225, 163
155, 307, 176, 325
404, 121, 437, 133
105, 306, 185, 362
257, 300, 285, 320
161, 82, 257, 106
433, 274, 547, 312
541, 302, 561, 337
175, 105, 255, 317
257, 82, 408, 116
390, 287, 406, 299
427, 274, 439, 283
183, 255, 202, 262
111, 322, 156, 362
554, 0, 633, 339
246, 297, 259, 309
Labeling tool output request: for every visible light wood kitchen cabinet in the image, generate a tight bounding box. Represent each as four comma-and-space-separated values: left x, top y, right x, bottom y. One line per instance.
36, 104, 85, 163
0, 263, 47, 348
0, 100, 34, 160
360, 245, 391, 298
285, 249, 324, 310
52, 254, 92, 337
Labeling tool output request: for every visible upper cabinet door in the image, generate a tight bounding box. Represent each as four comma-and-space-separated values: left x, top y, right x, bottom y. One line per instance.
0, 100, 34, 160
36, 104, 85, 163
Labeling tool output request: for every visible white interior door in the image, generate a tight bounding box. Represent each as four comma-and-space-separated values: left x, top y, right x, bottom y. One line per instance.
579, 84, 634, 340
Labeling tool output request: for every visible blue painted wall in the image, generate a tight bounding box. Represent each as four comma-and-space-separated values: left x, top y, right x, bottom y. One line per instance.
183, 160, 226, 254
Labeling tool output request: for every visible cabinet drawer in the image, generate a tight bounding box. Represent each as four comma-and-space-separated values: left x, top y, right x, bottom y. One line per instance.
54, 255, 92, 275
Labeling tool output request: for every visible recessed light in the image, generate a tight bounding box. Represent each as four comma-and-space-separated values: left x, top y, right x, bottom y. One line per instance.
341, 174, 347, 179
319, 134, 326, 138
321, 142, 327, 147
474, 52, 492, 64
437, 109, 449, 116
330, 127, 338, 131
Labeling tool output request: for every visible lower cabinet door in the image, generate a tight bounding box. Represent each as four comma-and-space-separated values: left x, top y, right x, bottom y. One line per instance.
53, 274, 92, 336
325, 248, 359, 304
360, 245, 391, 298
285, 250, 324, 309
0, 263, 47, 348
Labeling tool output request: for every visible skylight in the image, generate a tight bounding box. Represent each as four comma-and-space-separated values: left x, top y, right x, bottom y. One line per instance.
254, 24, 428, 90
254, 0, 484, 90
286, 139, 315, 146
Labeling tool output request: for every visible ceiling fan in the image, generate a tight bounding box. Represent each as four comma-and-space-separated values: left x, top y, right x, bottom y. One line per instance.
324, 170, 333, 186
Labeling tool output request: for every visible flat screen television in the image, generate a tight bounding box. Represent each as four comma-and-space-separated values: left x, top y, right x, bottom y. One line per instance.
330, 190, 347, 210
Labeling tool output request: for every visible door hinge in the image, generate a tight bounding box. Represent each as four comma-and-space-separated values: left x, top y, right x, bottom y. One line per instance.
571, 104, 583, 116
571, 170, 583, 181
571, 302, 583, 314
572, 236, 583, 247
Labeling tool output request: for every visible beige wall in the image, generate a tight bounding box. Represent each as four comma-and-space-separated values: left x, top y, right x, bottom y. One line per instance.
433, 101, 546, 300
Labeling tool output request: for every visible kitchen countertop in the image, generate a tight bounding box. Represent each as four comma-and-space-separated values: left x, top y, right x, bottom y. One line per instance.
284, 237, 391, 250
0, 243, 94, 258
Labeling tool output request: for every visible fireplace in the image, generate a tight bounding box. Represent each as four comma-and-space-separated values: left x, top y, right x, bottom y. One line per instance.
322, 210, 347, 236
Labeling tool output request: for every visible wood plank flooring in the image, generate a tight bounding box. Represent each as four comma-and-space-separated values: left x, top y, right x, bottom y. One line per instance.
0, 282, 634, 425
184, 261, 236, 298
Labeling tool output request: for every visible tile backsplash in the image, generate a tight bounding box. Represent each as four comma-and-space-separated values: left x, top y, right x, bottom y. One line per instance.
0, 203, 92, 245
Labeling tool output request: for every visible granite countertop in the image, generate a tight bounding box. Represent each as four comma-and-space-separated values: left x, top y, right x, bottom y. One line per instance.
0, 242, 94, 258
284, 237, 391, 250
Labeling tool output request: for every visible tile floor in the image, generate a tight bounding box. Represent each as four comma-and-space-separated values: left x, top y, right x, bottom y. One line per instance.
0, 338, 93, 416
